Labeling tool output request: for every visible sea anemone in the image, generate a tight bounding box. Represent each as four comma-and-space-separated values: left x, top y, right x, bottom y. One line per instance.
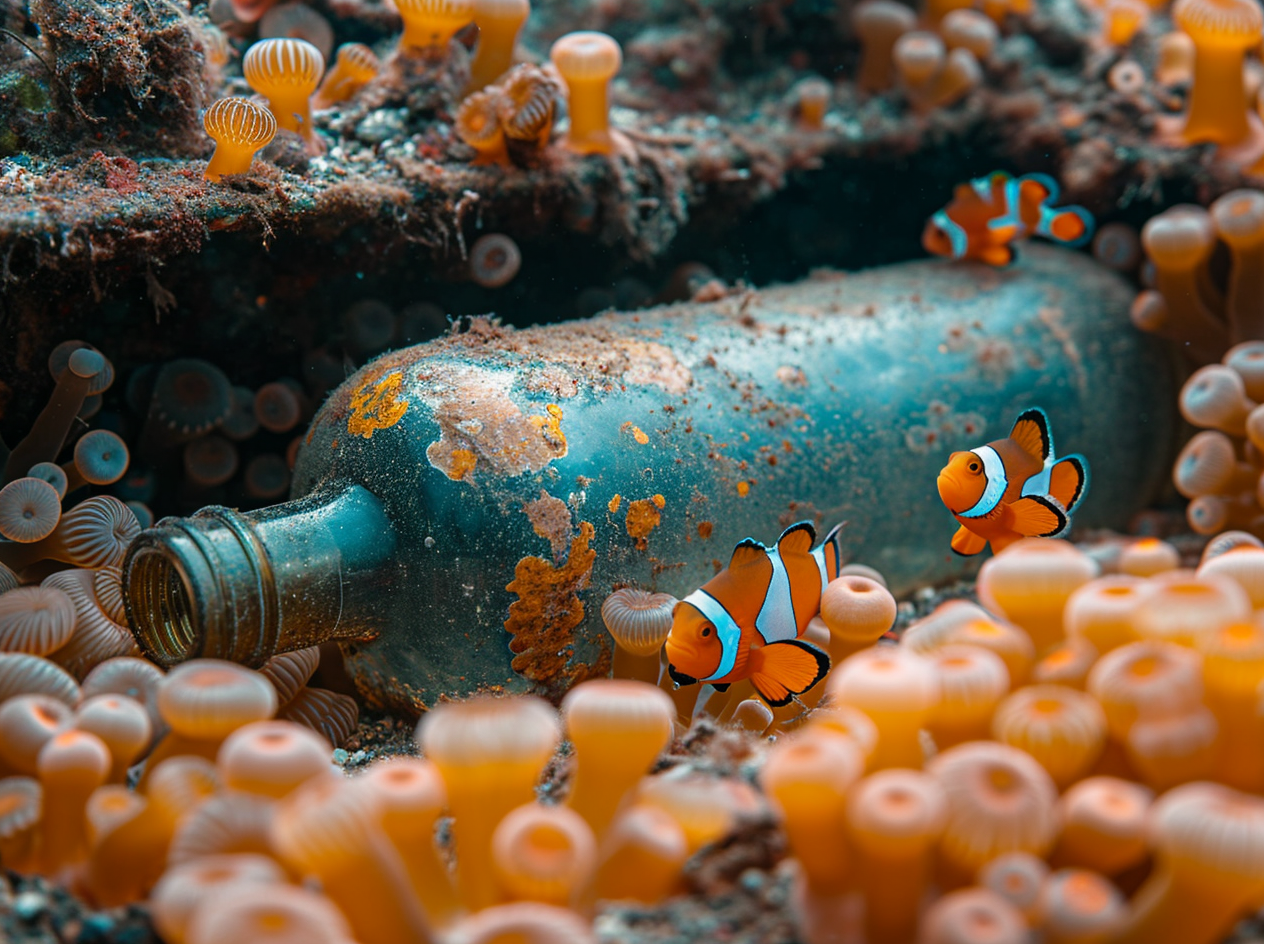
150, 854, 288, 944
314, 43, 382, 109
927, 740, 1058, 879
243, 38, 324, 145
920, 888, 1027, 944
1169, 0, 1264, 147
1114, 782, 1264, 944
992, 685, 1107, 788
1086, 640, 1203, 741
560, 679, 674, 839
818, 573, 897, 664
497, 64, 560, 149
852, 0, 915, 91
1051, 775, 1153, 875
217, 719, 333, 798
353, 757, 457, 923
35, 729, 110, 872
827, 646, 940, 769
271, 774, 430, 944
926, 643, 1011, 748
395, 0, 476, 52
759, 727, 865, 895
202, 99, 278, 183
0, 585, 75, 656
73, 694, 151, 783
469, 233, 522, 288
492, 802, 597, 906
468, 0, 530, 91
844, 768, 947, 942
600, 587, 676, 683
417, 695, 562, 909
0, 477, 61, 544
977, 539, 1098, 654
550, 32, 623, 155
979, 851, 1049, 921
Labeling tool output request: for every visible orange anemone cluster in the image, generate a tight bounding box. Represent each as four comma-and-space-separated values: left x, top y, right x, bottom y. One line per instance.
454, 63, 561, 165
851, 0, 994, 112
1166, 336, 1264, 536
1133, 198, 1264, 365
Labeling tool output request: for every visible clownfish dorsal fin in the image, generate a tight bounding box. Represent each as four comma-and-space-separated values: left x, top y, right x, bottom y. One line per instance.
776, 521, 817, 558
1009, 407, 1052, 463
728, 538, 770, 571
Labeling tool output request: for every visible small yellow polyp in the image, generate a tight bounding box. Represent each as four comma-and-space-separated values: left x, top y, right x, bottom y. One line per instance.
550, 31, 622, 155
203, 99, 278, 183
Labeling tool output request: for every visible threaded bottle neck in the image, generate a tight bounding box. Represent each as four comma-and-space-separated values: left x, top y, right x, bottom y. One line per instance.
123, 482, 394, 668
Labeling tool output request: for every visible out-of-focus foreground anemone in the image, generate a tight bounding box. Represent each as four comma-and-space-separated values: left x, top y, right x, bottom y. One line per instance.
5, 523, 1264, 941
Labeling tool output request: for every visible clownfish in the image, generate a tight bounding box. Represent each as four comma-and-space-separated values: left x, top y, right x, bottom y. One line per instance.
664, 521, 842, 707
922, 171, 1095, 267
937, 407, 1089, 557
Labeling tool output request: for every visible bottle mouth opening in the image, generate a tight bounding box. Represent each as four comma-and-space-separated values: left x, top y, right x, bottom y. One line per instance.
125, 546, 200, 666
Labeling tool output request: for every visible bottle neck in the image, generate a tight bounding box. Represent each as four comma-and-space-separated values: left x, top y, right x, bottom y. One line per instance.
123, 482, 395, 668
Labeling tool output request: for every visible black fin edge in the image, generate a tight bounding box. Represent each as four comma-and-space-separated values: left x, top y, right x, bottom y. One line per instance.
1013, 407, 1052, 461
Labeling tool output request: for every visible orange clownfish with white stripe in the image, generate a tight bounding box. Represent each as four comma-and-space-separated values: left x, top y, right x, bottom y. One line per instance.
937, 407, 1089, 557
664, 521, 842, 707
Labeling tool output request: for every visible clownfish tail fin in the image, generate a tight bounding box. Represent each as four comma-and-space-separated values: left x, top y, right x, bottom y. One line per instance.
1049, 454, 1089, 516
748, 640, 830, 708
1037, 204, 1095, 247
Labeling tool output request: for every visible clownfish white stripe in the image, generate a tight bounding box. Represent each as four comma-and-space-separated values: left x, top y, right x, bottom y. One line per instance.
959, 446, 1008, 518
755, 550, 797, 646
682, 589, 743, 682
932, 210, 969, 259
812, 545, 830, 591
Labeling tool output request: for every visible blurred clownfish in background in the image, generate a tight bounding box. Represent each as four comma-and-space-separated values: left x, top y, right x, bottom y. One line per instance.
937, 407, 1089, 556
922, 171, 1095, 267
665, 521, 843, 707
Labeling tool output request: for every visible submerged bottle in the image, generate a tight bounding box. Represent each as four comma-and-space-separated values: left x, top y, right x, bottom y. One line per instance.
124, 247, 1178, 714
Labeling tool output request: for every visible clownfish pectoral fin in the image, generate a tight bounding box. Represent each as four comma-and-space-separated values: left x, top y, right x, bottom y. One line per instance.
728, 538, 770, 571
710, 682, 730, 693
1008, 495, 1068, 538
776, 521, 816, 558
1037, 205, 1095, 247
747, 640, 831, 708
1009, 407, 1052, 464
950, 525, 989, 557
1049, 454, 1089, 515
979, 244, 1016, 267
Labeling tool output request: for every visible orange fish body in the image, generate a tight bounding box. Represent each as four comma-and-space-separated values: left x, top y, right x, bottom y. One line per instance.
937, 408, 1089, 557
664, 522, 841, 707
922, 171, 1094, 267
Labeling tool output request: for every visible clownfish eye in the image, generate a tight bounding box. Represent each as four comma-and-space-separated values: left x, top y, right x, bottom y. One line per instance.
701, 626, 712, 638
968, 460, 981, 473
